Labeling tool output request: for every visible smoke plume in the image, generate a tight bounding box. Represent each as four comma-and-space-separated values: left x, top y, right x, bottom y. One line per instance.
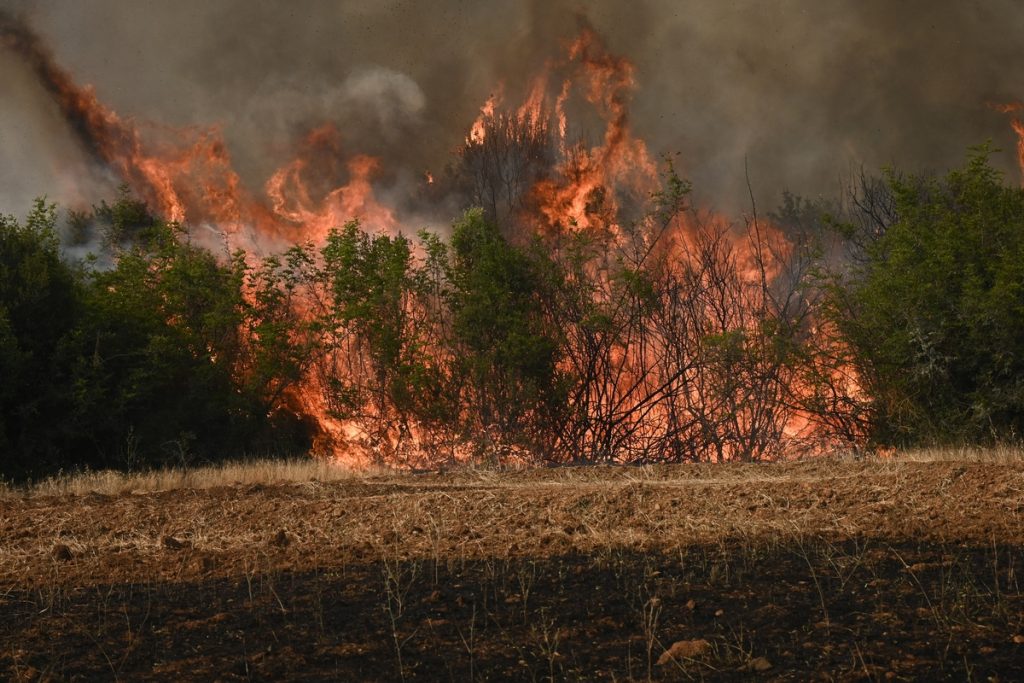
2, 0, 1024, 219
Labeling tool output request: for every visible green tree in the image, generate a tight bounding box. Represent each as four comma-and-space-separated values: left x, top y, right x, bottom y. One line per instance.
836, 146, 1024, 444
0, 191, 312, 480
446, 208, 564, 454
0, 199, 83, 477
72, 218, 311, 469
315, 222, 428, 454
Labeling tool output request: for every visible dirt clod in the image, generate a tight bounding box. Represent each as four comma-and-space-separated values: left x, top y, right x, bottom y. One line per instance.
658, 638, 711, 664
161, 535, 189, 550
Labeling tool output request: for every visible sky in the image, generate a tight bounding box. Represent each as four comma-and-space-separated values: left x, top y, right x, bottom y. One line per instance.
2, 0, 1024, 219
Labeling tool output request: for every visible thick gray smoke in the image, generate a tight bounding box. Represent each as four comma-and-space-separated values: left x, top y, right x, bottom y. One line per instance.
2, 0, 1023, 219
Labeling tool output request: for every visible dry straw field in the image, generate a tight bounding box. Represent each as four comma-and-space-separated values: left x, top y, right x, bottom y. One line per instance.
2, 450, 1023, 680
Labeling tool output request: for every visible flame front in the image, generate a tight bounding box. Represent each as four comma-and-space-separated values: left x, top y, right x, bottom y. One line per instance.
3, 13, 879, 463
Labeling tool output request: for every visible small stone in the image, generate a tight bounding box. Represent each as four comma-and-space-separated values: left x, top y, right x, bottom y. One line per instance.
714, 608, 725, 617
1013, 634, 1024, 644
685, 599, 697, 610
657, 638, 711, 665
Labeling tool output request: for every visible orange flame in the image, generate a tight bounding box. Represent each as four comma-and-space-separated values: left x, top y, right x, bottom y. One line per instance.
469, 89, 503, 144
527, 27, 658, 232
994, 102, 1024, 181
265, 124, 395, 244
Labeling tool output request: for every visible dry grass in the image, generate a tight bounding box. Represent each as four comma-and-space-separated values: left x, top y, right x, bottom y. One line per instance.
882, 444, 1024, 463
2, 445, 1022, 500
0, 457, 373, 499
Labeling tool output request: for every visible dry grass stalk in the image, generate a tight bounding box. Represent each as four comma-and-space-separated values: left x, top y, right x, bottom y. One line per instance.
0, 458, 375, 498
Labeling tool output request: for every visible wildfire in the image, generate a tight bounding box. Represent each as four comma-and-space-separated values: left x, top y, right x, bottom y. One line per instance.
4, 10, 871, 464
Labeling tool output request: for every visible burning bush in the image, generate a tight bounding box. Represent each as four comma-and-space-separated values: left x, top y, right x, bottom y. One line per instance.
233, 159, 865, 466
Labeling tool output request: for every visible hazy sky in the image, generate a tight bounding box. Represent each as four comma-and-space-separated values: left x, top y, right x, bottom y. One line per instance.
2, 0, 1023, 218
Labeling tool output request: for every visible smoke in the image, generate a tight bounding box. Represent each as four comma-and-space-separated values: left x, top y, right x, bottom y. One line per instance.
2, 0, 1024, 219
0, 6, 118, 217
630, 1, 1024, 206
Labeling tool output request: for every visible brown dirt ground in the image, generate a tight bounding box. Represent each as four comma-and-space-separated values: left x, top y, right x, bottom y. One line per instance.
2, 459, 1023, 680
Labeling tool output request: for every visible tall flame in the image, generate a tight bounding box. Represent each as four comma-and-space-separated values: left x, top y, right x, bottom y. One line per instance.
464, 26, 657, 234
469, 89, 503, 145
2, 11, 393, 258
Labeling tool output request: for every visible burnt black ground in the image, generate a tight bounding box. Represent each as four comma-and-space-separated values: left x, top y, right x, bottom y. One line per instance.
3, 540, 1022, 681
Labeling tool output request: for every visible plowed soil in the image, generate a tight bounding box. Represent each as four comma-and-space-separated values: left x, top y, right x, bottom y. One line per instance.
2, 459, 1023, 680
